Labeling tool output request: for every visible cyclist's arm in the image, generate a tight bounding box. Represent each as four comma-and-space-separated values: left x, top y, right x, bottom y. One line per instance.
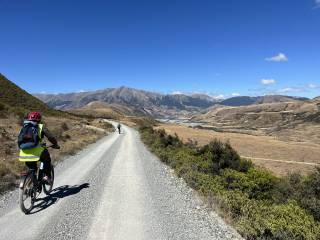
42, 127, 58, 146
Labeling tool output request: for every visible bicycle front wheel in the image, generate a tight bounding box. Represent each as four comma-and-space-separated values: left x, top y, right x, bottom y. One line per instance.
19, 174, 35, 214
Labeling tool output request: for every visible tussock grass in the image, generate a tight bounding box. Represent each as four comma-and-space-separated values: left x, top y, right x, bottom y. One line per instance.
139, 125, 320, 240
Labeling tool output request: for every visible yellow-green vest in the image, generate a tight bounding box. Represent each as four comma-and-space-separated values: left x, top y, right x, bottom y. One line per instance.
19, 124, 44, 162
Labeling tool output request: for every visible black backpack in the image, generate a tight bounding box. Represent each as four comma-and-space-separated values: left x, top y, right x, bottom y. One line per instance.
18, 121, 40, 150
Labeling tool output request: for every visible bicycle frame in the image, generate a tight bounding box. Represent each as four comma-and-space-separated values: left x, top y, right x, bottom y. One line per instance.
19, 162, 44, 192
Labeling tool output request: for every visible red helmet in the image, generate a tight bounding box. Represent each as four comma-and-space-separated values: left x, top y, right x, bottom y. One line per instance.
27, 112, 42, 122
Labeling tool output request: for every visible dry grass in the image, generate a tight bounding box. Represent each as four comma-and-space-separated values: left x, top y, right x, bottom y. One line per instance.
155, 123, 320, 176
0, 116, 114, 194
192, 101, 320, 144
69, 107, 123, 120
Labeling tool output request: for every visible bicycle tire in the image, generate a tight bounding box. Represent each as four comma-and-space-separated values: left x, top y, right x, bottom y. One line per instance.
19, 174, 35, 214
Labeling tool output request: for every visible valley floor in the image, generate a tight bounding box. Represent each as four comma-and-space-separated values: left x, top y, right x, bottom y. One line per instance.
156, 123, 320, 175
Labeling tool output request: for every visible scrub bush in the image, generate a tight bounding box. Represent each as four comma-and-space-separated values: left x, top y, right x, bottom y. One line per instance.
199, 139, 253, 173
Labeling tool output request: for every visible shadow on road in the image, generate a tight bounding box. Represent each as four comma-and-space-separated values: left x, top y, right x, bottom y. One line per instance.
29, 183, 90, 214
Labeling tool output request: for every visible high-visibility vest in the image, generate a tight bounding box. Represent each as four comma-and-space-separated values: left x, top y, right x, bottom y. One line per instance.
19, 124, 44, 162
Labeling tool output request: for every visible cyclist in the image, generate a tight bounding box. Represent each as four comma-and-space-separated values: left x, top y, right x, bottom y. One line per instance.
117, 123, 121, 134
18, 112, 60, 183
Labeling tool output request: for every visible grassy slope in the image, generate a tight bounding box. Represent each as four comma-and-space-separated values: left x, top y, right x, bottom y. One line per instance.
0, 73, 66, 117
139, 125, 320, 240
68, 105, 124, 120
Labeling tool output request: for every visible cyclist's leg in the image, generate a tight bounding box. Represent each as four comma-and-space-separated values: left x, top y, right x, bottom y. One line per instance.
40, 149, 52, 178
25, 162, 38, 181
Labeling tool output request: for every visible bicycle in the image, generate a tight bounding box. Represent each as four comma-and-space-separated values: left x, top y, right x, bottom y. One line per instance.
19, 144, 57, 214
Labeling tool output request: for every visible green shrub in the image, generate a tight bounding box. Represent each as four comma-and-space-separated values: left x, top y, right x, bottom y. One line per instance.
220, 168, 277, 200
299, 197, 320, 222
193, 172, 225, 194
298, 169, 320, 221
219, 190, 252, 220
237, 202, 320, 240
200, 139, 253, 173
273, 173, 303, 204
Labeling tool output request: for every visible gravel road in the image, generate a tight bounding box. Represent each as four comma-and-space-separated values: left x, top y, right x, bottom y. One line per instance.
0, 124, 242, 240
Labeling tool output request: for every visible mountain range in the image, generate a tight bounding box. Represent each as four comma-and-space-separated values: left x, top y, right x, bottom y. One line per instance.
34, 87, 312, 118
1, 73, 320, 143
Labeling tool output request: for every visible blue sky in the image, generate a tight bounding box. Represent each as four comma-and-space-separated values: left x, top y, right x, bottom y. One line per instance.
0, 0, 320, 98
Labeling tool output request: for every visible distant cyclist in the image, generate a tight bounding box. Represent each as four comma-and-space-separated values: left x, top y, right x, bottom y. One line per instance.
117, 123, 121, 134
18, 112, 60, 183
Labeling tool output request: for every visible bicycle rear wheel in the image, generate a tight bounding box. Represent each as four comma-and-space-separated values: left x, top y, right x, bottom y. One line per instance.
19, 174, 35, 214
43, 165, 54, 195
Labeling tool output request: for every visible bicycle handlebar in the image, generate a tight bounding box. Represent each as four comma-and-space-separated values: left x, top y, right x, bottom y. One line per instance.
41, 143, 60, 149
50, 145, 60, 149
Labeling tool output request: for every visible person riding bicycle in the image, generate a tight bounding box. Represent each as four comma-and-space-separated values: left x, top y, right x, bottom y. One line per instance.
18, 112, 60, 183
117, 123, 121, 134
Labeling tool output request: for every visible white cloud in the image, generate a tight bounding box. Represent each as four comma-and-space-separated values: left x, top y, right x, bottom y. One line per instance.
307, 83, 319, 89
278, 87, 304, 93
232, 93, 240, 97
261, 79, 276, 85
171, 91, 183, 95
278, 88, 293, 93
213, 94, 225, 100
315, 0, 320, 8
265, 53, 288, 62
250, 83, 317, 96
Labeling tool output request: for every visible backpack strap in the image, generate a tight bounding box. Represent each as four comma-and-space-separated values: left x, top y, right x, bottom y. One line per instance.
38, 124, 44, 140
